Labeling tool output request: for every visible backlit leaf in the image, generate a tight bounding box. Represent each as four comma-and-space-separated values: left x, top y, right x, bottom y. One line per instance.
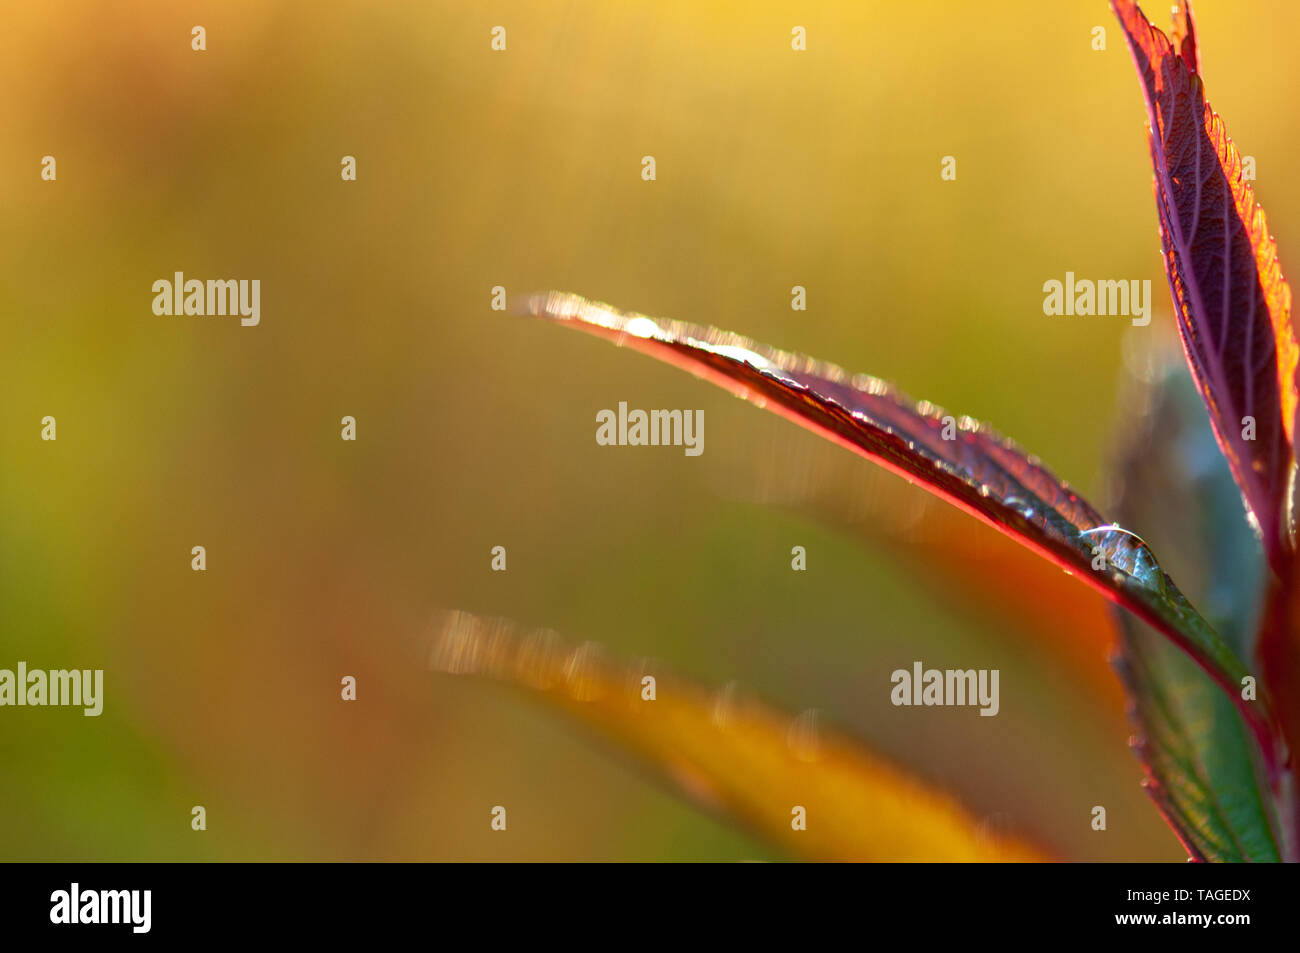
427, 608, 1049, 862
519, 291, 1280, 768
1112, 0, 1299, 570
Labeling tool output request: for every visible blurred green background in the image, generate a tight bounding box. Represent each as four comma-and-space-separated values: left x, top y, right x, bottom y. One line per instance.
4, 0, 1296, 861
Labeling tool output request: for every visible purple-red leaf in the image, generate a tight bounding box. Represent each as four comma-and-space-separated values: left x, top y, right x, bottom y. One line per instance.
1113, 0, 1299, 569
519, 291, 1280, 768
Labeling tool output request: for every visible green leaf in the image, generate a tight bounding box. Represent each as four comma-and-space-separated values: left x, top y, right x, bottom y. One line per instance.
1111, 356, 1282, 861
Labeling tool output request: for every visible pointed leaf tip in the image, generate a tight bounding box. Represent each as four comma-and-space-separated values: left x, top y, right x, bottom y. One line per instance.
1112, 0, 1300, 570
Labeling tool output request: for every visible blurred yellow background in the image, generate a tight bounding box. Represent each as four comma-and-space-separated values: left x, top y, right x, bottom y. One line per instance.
4, 0, 1295, 860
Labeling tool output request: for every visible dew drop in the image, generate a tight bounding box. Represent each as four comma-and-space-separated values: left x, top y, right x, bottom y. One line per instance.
1079, 524, 1164, 590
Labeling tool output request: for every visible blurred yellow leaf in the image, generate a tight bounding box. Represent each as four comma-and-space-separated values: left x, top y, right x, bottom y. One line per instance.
428, 609, 1050, 862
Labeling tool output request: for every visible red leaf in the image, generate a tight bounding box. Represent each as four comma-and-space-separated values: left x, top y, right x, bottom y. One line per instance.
1112, 0, 1299, 569
519, 291, 1280, 769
